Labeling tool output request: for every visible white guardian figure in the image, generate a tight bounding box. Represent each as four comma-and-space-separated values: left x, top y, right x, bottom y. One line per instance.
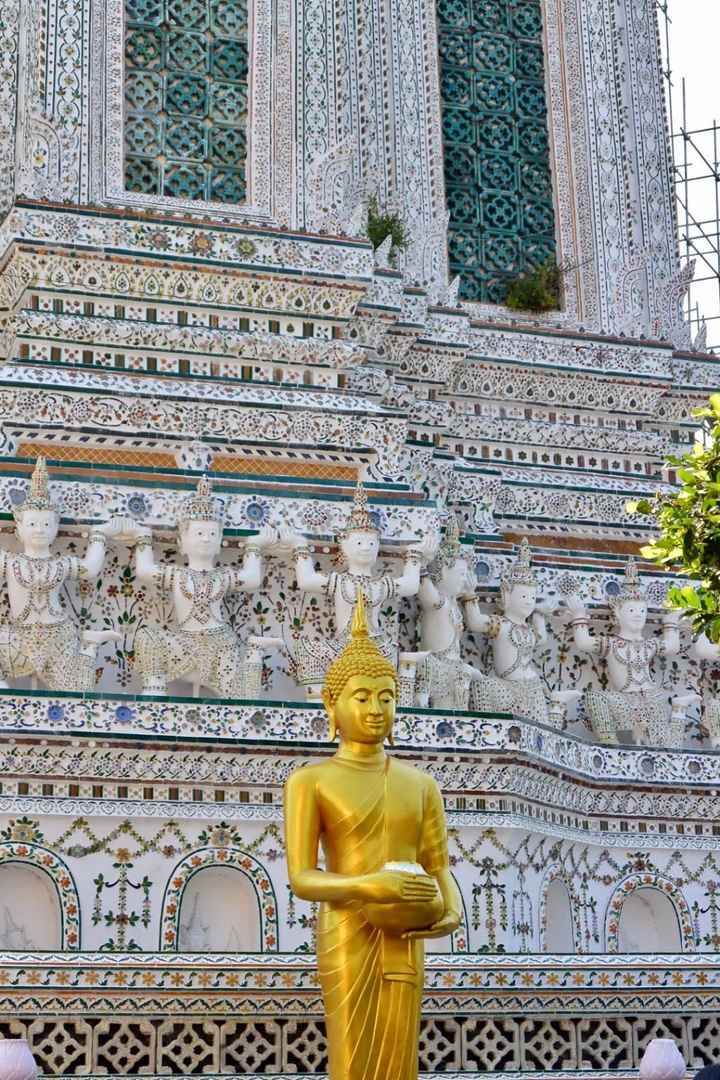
288, 480, 437, 698
0, 457, 128, 692
133, 476, 276, 697
463, 539, 580, 728
417, 517, 483, 709
565, 558, 698, 747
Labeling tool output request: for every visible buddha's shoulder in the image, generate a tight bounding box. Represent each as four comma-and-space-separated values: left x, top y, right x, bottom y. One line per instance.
284, 760, 336, 794
389, 757, 437, 789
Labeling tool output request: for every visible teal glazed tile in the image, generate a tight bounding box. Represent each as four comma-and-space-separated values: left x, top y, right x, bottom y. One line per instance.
124, 0, 248, 203
438, 0, 556, 302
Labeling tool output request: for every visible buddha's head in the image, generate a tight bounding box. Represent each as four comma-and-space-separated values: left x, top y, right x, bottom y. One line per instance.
322, 592, 399, 744
14, 457, 60, 551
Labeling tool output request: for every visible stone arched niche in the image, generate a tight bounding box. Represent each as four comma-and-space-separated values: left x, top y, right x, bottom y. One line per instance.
616, 888, 682, 953
177, 866, 262, 952
0, 864, 62, 949
542, 878, 576, 953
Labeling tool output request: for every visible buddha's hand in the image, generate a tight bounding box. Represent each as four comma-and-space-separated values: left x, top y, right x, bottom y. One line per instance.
403, 909, 461, 941
355, 870, 440, 905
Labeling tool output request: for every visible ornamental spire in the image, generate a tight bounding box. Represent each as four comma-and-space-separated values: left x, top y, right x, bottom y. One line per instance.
337, 479, 377, 538
500, 538, 537, 589
14, 456, 58, 520
177, 475, 224, 527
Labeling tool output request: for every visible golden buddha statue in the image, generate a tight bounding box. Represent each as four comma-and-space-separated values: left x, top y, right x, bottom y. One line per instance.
284, 592, 462, 1080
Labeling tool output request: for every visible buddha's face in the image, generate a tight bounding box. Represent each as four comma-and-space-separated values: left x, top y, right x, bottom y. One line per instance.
16, 509, 59, 549
325, 674, 396, 745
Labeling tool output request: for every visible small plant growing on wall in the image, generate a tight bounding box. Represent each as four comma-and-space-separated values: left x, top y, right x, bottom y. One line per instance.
504, 260, 563, 312
366, 196, 408, 260
628, 394, 720, 641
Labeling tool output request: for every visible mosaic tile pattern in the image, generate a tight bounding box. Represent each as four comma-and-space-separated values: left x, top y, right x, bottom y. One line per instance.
438, 0, 557, 302
124, 0, 248, 203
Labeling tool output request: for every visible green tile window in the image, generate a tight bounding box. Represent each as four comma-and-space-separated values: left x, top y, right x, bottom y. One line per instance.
124, 0, 248, 203
438, 0, 557, 302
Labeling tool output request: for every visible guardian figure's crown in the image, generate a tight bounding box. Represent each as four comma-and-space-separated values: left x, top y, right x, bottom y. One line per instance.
178, 476, 224, 528
336, 480, 378, 539
609, 557, 647, 611
500, 538, 537, 589
14, 457, 59, 521
428, 515, 463, 581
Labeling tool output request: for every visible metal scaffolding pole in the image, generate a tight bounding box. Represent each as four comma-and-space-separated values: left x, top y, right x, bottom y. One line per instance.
656, 1, 720, 353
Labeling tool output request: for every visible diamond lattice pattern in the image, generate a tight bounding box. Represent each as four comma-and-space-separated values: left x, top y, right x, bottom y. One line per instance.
124, 0, 248, 203
438, 0, 557, 302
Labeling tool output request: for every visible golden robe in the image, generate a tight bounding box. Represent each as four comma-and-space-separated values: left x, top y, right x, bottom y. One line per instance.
287, 754, 449, 1080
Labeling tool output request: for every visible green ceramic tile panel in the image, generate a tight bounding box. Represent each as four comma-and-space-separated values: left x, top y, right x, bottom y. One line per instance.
438, 0, 556, 302
124, 0, 248, 203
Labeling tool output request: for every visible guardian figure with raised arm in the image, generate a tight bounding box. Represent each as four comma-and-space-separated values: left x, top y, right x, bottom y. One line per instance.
463, 539, 579, 727
417, 517, 483, 709
133, 476, 277, 697
0, 456, 129, 691
288, 481, 437, 697
565, 557, 698, 746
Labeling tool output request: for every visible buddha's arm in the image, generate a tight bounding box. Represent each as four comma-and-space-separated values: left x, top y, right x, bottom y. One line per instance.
406, 780, 463, 940
284, 770, 440, 904
285, 770, 357, 902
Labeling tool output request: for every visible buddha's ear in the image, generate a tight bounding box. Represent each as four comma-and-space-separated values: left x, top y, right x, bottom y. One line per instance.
322, 691, 337, 741
387, 727, 395, 747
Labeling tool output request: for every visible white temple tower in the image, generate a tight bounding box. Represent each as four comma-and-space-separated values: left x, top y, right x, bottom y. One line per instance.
0, 0, 718, 1073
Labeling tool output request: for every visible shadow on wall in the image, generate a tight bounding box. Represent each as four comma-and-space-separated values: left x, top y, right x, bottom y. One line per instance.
616, 887, 682, 953
0, 864, 62, 949
178, 865, 262, 952
543, 877, 576, 953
